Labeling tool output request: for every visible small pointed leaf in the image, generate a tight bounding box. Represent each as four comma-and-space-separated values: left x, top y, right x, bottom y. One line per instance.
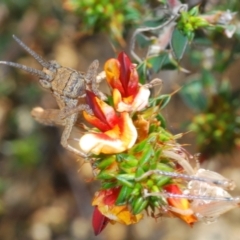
115, 185, 133, 205
171, 28, 189, 60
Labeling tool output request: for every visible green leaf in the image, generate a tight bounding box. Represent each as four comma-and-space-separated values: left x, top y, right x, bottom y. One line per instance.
201, 69, 216, 88
147, 53, 169, 72
137, 61, 148, 84
96, 156, 116, 169
116, 153, 132, 162
180, 78, 208, 111
136, 167, 145, 178
142, 17, 166, 28
136, 33, 152, 48
219, 80, 231, 97
149, 94, 171, 109
171, 28, 189, 60
116, 174, 135, 181
139, 146, 153, 166
115, 185, 133, 205
131, 183, 142, 196
116, 176, 135, 188
156, 113, 167, 128
155, 176, 171, 187
132, 197, 148, 214
156, 163, 174, 172
116, 174, 135, 187
97, 171, 115, 180
130, 139, 148, 153
101, 181, 117, 189
120, 158, 138, 170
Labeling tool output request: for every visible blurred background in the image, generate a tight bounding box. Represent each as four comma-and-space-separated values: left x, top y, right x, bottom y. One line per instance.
0, 0, 240, 239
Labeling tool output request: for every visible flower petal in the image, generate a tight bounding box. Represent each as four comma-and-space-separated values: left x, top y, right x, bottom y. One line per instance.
188, 180, 240, 223
85, 91, 119, 131
79, 133, 128, 154
79, 112, 137, 155
164, 184, 197, 225
118, 52, 139, 97
113, 86, 150, 112
104, 58, 124, 94
101, 205, 143, 225
92, 206, 109, 235
92, 188, 143, 225
119, 52, 139, 97
105, 52, 139, 98
118, 112, 137, 148
83, 111, 111, 132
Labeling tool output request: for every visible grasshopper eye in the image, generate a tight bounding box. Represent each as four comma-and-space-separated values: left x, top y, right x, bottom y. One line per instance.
40, 79, 51, 88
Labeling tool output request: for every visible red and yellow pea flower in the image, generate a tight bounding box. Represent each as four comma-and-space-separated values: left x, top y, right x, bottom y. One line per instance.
104, 52, 150, 112
92, 187, 143, 235
164, 184, 197, 226
79, 90, 137, 155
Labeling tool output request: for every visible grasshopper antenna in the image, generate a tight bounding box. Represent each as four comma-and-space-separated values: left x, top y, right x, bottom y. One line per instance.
0, 35, 52, 80
12, 35, 51, 69
0, 61, 50, 80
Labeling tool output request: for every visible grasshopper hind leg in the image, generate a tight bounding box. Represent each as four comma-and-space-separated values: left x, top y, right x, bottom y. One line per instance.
60, 113, 87, 158
32, 107, 87, 158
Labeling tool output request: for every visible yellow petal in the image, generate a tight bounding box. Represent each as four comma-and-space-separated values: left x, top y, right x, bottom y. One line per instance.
134, 115, 150, 141
101, 205, 143, 225
79, 133, 128, 154
119, 112, 137, 149
79, 112, 137, 155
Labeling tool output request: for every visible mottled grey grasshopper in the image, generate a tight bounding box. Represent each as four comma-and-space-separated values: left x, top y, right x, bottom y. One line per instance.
0, 35, 106, 157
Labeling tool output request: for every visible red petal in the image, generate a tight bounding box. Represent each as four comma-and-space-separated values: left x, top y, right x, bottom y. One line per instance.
103, 187, 121, 205
104, 59, 125, 95
118, 52, 131, 97
164, 184, 181, 194
83, 111, 112, 132
92, 207, 109, 235
86, 90, 109, 125
127, 67, 139, 96
164, 184, 189, 210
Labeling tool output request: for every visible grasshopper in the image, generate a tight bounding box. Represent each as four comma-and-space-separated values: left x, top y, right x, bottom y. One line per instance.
0, 35, 106, 157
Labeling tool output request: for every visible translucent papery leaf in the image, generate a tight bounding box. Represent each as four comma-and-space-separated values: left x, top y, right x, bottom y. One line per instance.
194, 169, 235, 190
188, 180, 233, 200
163, 150, 195, 175
189, 182, 240, 223
170, 28, 189, 61
187, 178, 240, 222
191, 199, 239, 223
